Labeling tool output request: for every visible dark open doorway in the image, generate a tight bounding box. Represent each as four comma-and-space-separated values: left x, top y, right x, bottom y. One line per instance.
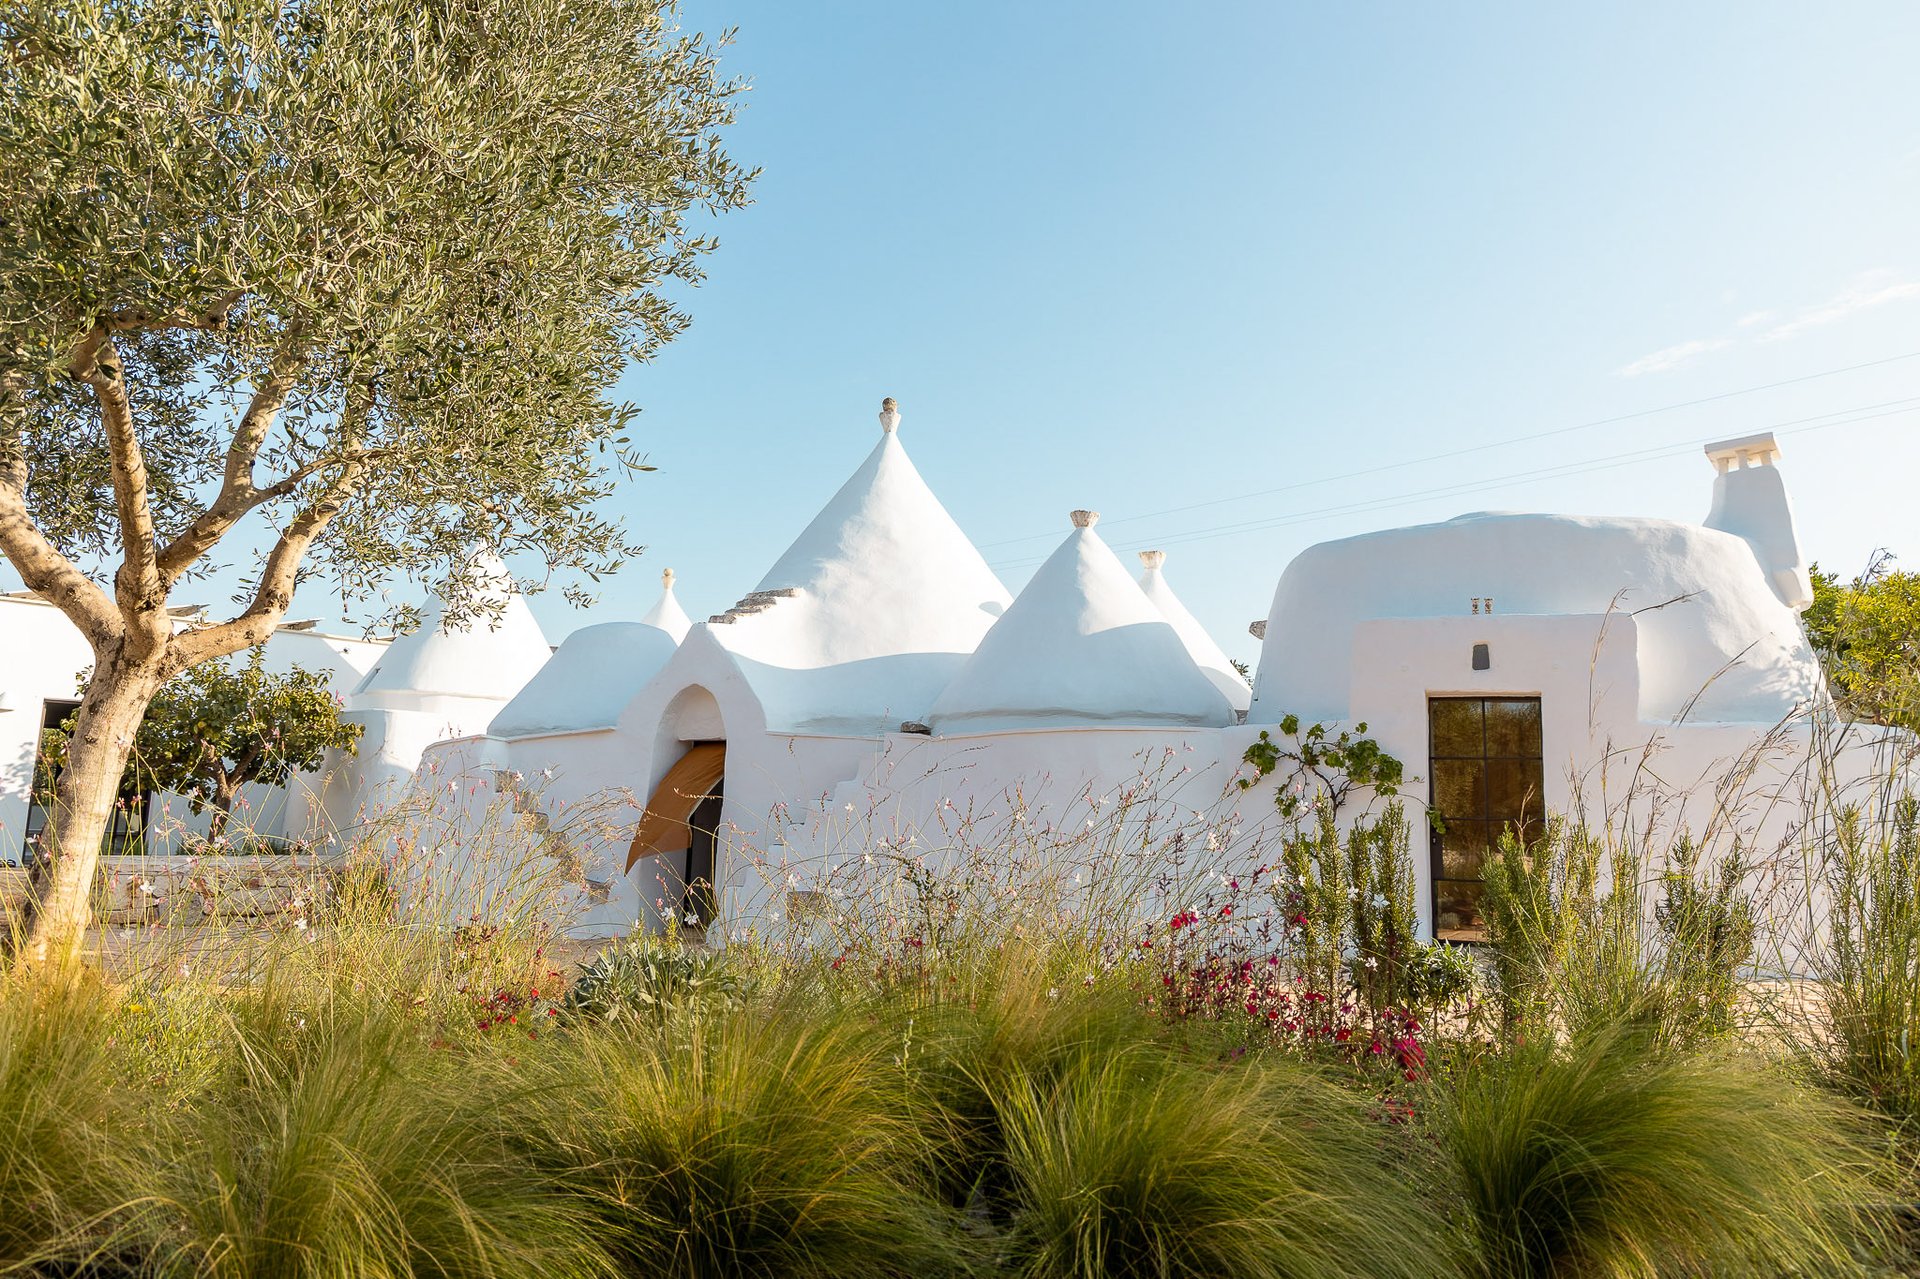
683, 780, 722, 927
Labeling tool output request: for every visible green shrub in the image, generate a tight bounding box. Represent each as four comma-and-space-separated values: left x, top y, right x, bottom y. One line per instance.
1820, 794, 1920, 1131
1653, 833, 1754, 1040
1437, 1029, 1885, 1278
1482, 823, 1756, 1049
1400, 941, 1479, 1012
521, 1005, 969, 1278
563, 934, 745, 1026
995, 1046, 1451, 1279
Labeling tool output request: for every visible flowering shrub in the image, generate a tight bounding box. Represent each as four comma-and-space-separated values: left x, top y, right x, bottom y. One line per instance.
473, 982, 562, 1037
1151, 949, 1431, 1085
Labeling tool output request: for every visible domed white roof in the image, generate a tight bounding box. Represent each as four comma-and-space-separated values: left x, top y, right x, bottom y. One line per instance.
638, 567, 693, 642
352, 554, 551, 707
707, 401, 1012, 733
929, 511, 1238, 734
1136, 550, 1251, 712
488, 621, 679, 737
1249, 511, 1823, 725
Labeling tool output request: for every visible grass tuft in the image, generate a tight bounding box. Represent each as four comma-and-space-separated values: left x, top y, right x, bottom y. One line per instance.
1437, 1028, 1886, 1278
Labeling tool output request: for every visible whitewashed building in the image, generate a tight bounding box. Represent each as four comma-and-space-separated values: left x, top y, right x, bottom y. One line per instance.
375, 405, 1865, 945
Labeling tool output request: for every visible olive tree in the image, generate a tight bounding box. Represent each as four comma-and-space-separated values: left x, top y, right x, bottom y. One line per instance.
0, 0, 751, 962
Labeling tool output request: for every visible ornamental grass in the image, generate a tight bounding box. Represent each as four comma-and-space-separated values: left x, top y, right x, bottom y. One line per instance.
994, 1046, 1451, 1279
515, 1001, 973, 1279
1435, 1028, 1888, 1278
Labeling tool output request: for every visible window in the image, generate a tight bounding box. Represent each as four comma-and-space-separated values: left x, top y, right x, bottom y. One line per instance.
1428, 697, 1544, 941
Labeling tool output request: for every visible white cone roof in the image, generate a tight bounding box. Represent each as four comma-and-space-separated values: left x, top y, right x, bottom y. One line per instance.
638, 568, 693, 642
1137, 550, 1251, 712
489, 569, 687, 737
709, 407, 1012, 733
353, 552, 551, 706
929, 513, 1237, 733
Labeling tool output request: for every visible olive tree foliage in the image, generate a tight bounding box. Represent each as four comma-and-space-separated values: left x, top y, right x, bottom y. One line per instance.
0, 0, 752, 962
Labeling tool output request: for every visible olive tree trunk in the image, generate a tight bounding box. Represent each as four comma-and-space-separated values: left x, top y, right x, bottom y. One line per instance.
19, 652, 165, 967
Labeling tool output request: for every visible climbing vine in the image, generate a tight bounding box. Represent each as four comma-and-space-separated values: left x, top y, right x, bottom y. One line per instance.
1238, 714, 1405, 820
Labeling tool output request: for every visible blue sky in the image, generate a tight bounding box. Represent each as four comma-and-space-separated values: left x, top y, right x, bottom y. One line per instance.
20, 3, 1920, 663
559, 1, 1920, 666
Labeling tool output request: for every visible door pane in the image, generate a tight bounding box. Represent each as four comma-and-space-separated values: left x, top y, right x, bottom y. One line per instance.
1434, 879, 1487, 940
1487, 759, 1545, 826
1438, 818, 1489, 878
1430, 699, 1484, 757
1485, 699, 1543, 757
1431, 759, 1486, 819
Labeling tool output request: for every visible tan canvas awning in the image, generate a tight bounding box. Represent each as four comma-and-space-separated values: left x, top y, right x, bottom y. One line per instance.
625, 743, 725, 872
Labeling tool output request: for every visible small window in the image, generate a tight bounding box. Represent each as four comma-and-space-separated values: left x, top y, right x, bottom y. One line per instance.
1428, 697, 1544, 942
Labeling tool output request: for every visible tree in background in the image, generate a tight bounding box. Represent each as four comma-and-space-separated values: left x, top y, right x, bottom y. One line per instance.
1803, 551, 1920, 732
0, 0, 752, 962
129, 654, 362, 842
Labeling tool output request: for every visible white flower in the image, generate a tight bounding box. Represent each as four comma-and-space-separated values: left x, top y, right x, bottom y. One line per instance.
294, 918, 308, 932
683, 910, 699, 926
1364, 956, 1379, 970
1370, 893, 1388, 910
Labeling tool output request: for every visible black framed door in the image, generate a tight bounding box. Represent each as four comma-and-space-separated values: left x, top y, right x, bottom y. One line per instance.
1428, 697, 1544, 941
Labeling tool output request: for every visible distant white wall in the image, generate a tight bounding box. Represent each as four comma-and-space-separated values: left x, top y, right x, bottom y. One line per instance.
0, 597, 384, 863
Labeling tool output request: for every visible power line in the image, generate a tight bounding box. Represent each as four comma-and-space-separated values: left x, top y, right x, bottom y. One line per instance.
977, 349, 1920, 552
986, 396, 1920, 571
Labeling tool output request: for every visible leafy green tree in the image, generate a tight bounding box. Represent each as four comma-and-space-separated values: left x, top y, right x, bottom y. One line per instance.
1803, 553, 1920, 732
0, 0, 751, 962
129, 653, 363, 840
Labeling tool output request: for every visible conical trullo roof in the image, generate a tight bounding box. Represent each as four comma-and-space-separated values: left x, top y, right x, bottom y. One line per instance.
928, 511, 1237, 733
1136, 550, 1251, 712
708, 400, 1013, 733
489, 569, 687, 737
353, 552, 551, 707
639, 567, 693, 642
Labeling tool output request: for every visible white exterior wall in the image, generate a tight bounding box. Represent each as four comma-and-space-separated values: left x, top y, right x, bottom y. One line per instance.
0, 595, 386, 863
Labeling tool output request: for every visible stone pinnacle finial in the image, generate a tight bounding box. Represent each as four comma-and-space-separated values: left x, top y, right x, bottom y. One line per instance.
1138, 549, 1166, 570
1070, 509, 1099, 529
879, 396, 900, 434
662, 568, 675, 589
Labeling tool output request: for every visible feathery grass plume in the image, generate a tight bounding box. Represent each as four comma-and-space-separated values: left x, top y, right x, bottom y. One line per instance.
519, 1002, 972, 1279
1436, 1028, 1887, 1278
994, 1045, 1452, 1279
150, 993, 606, 1279
0, 972, 156, 1275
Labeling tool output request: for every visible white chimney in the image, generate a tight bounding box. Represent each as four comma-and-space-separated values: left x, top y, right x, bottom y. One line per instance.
1702, 432, 1812, 611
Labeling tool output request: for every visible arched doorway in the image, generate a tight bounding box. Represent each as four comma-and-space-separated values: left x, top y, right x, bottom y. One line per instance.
627, 728, 726, 933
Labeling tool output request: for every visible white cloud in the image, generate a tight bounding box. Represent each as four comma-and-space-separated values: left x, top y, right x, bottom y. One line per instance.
1614, 269, 1920, 378
1758, 273, 1920, 343
1615, 337, 1734, 378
